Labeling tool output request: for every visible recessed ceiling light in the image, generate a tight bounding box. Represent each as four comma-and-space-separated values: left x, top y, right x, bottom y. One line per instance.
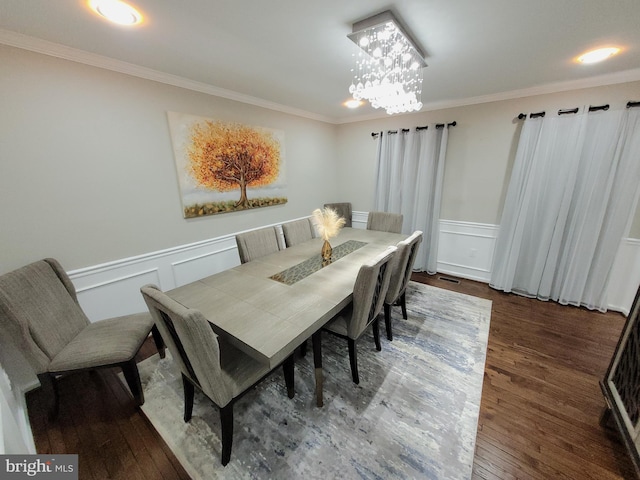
344, 99, 364, 109
577, 47, 620, 64
88, 0, 143, 26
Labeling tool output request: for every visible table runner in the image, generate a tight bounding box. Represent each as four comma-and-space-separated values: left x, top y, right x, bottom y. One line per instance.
270, 240, 367, 285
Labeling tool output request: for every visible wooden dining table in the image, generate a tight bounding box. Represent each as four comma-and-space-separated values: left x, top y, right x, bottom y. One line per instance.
165, 227, 406, 406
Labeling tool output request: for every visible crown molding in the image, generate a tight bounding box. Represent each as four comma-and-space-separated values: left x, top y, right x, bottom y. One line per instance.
337, 68, 640, 123
2, 28, 639, 126
422, 68, 640, 111
0, 29, 337, 124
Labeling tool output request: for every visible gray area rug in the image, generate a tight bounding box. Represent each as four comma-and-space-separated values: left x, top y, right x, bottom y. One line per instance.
132, 282, 492, 479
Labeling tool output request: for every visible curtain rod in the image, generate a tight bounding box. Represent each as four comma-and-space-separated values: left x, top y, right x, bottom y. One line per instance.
517, 111, 545, 119
371, 121, 456, 138
518, 101, 640, 119
549, 104, 609, 116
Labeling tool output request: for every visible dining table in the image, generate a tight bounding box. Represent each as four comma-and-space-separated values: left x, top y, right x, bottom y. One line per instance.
165, 227, 407, 407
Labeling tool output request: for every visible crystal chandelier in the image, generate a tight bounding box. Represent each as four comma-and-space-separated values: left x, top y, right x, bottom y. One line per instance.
348, 11, 426, 115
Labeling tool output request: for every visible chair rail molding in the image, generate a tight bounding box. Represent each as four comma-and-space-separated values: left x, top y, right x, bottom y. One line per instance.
68, 219, 305, 322
66, 215, 640, 324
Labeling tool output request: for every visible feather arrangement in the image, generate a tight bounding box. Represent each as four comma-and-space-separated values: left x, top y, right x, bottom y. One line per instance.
312, 207, 346, 241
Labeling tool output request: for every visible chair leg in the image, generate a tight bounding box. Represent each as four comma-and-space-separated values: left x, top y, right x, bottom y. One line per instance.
312, 331, 324, 408
384, 303, 393, 341
37, 373, 59, 421
151, 324, 166, 359
182, 374, 194, 422
299, 339, 307, 357
400, 292, 408, 319
220, 404, 234, 466
372, 318, 382, 351
283, 354, 295, 399
121, 359, 144, 406
348, 339, 359, 384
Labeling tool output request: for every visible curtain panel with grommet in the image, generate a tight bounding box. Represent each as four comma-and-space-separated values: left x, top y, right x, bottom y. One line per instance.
373, 125, 449, 274
490, 107, 640, 312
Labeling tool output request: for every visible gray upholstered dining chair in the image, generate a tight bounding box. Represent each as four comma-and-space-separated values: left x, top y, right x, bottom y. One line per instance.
140, 284, 295, 466
235, 226, 282, 264
282, 218, 314, 247
383, 231, 423, 341
366, 211, 404, 233
0, 258, 165, 419
324, 202, 352, 228
322, 246, 396, 384
281, 217, 315, 357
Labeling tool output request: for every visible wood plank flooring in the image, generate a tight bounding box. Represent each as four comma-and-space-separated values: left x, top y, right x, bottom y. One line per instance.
412, 272, 637, 480
26, 342, 190, 480
26, 273, 637, 479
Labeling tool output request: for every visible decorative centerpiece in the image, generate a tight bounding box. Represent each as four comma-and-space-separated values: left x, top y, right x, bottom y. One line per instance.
312, 207, 346, 263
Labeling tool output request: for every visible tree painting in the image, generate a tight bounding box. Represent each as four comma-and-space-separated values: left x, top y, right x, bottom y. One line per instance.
168, 112, 287, 218
188, 121, 280, 208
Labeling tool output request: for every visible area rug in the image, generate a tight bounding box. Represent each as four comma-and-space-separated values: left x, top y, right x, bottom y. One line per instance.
131, 282, 491, 479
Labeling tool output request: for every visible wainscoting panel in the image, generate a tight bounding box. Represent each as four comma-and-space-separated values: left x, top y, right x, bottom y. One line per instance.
171, 242, 239, 288
67, 215, 640, 321
607, 238, 640, 316
352, 211, 368, 229
68, 222, 294, 322
69, 235, 242, 322
437, 220, 499, 283
64, 216, 502, 322
75, 269, 161, 322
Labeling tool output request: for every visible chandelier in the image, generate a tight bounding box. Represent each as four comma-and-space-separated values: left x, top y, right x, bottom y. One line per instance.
348, 11, 426, 115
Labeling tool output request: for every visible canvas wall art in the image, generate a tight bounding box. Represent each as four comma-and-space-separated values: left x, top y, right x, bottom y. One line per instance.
167, 111, 287, 218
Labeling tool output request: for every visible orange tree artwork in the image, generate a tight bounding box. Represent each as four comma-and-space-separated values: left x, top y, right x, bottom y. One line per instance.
187, 121, 283, 212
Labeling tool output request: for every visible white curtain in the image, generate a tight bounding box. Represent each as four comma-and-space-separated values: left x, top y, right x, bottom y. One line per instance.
490, 108, 640, 311
373, 126, 449, 274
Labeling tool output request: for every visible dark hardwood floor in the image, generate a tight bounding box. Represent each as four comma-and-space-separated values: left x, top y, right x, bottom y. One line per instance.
26, 342, 190, 480
413, 272, 637, 480
26, 273, 637, 479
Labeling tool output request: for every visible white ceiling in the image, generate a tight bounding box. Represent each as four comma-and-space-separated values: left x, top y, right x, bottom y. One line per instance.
1, 0, 640, 123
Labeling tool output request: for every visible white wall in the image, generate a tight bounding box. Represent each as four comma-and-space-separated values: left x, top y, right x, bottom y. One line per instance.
0, 44, 339, 275
336, 80, 640, 230
335, 80, 640, 315
0, 44, 339, 453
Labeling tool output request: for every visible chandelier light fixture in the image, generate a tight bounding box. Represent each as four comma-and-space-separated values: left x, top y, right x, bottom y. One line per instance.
348, 10, 426, 115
